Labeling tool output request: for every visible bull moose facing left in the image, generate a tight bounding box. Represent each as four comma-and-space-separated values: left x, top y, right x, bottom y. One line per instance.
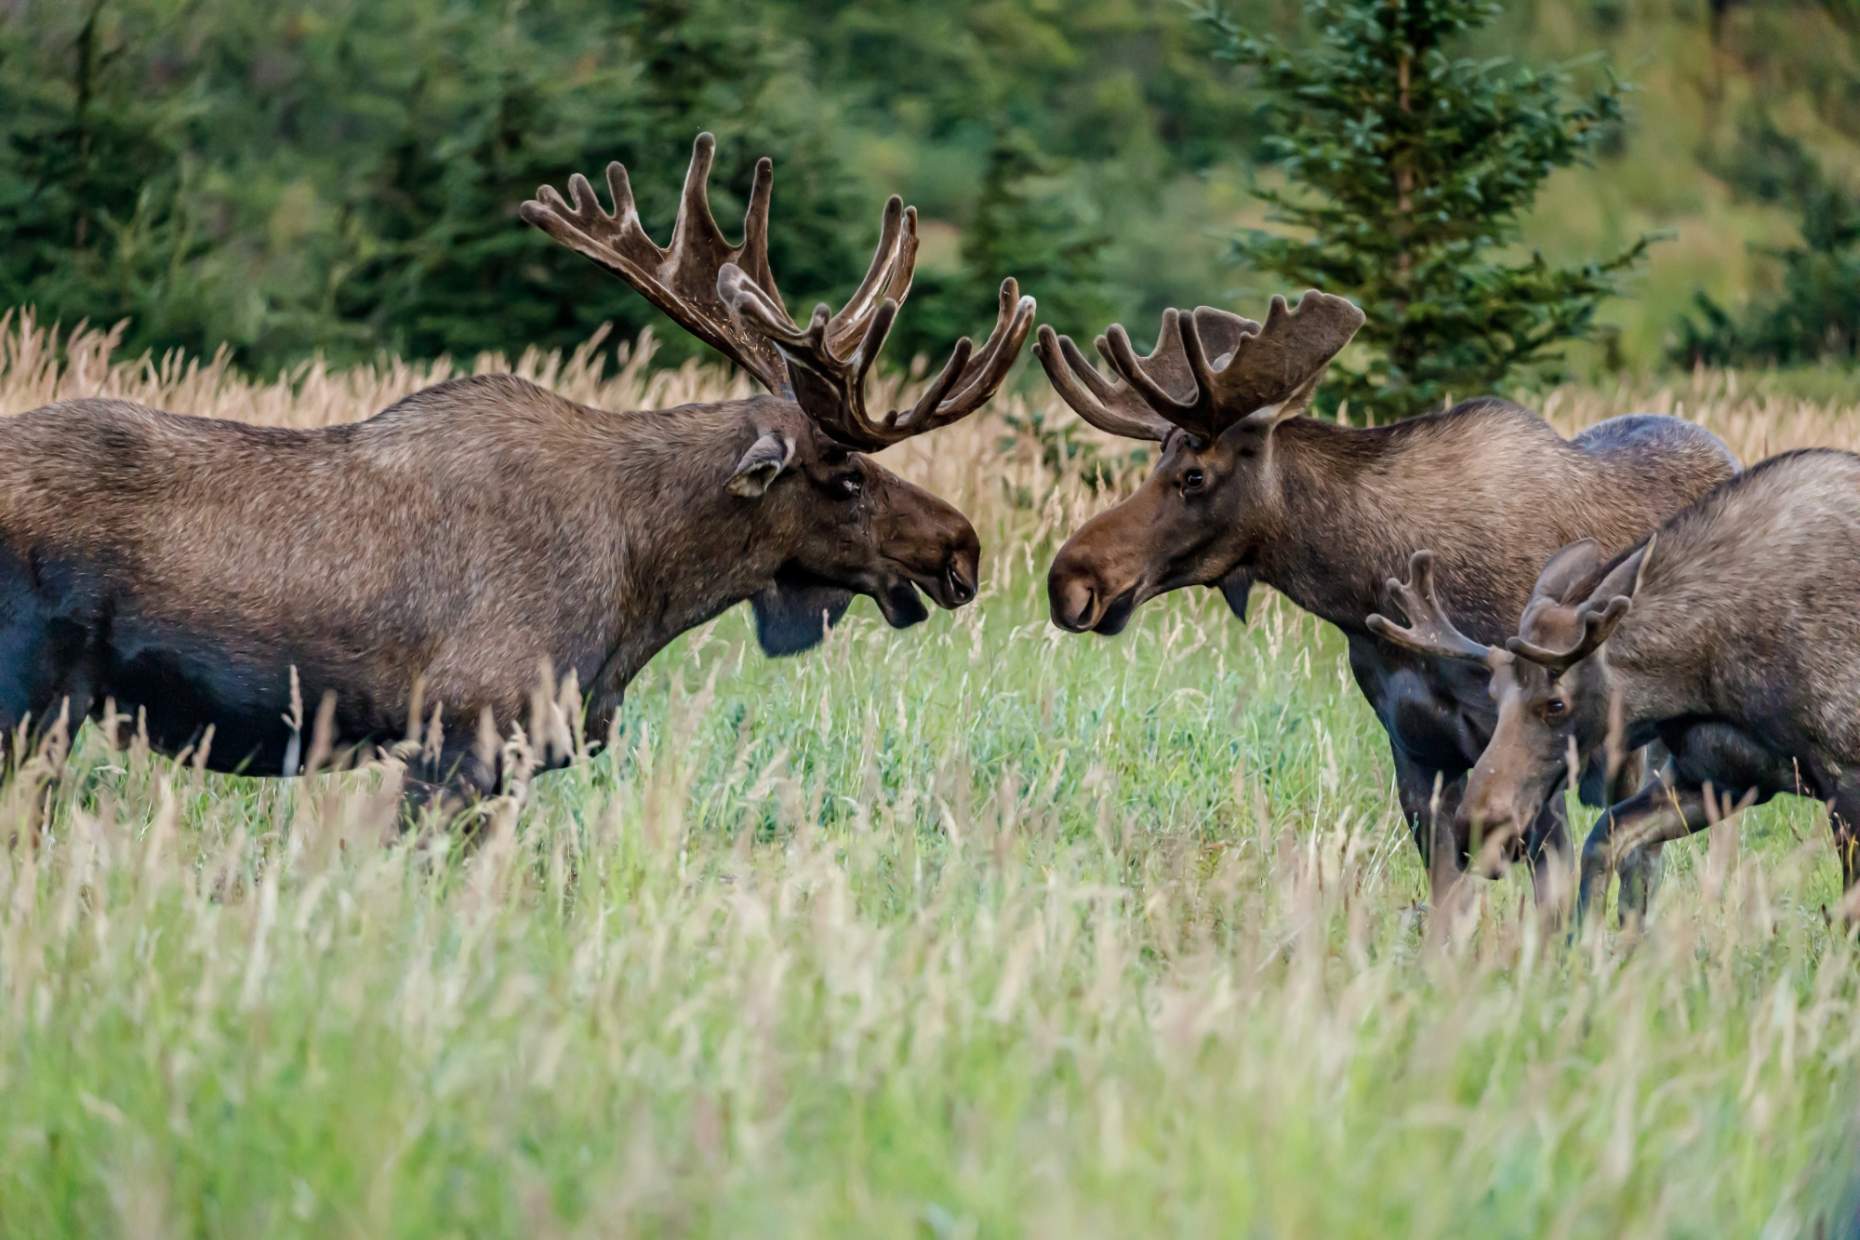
0, 134, 1033, 808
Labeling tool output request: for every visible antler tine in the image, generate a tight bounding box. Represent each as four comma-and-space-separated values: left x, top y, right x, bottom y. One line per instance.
1506, 596, 1631, 672
522, 132, 790, 392
825, 198, 918, 358
738, 155, 778, 301
899, 277, 1038, 428
1224, 291, 1365, 424
1099, 310, 1222, 440
1032, 325, 1176, 442
1366, 551, 1500, 664
668, 131, 726, 262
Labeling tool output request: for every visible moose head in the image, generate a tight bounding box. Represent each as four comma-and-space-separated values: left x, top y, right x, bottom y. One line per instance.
522, 134, 1034, 654
1034, 291, 1364, 634
1367, 542, 1653, 857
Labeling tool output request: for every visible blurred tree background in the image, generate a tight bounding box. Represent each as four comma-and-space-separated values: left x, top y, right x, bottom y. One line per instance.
1, 0, 1857, 407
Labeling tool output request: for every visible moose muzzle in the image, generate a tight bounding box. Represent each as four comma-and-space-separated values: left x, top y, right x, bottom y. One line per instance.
1048, 549, 1141, 635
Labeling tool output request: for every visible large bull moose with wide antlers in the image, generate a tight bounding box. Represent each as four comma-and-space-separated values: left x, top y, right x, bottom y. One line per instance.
0, 133, 1033, 810
1034, 293, 1736, 907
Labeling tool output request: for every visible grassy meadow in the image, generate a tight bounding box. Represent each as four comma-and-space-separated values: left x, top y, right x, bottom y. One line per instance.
1, 315, 1858, 1235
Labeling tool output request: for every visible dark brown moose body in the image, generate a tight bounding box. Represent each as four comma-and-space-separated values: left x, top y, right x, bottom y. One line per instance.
0, 134, 1034, 807
1036, 295, 1738, 905
1391, 449, 1860, 924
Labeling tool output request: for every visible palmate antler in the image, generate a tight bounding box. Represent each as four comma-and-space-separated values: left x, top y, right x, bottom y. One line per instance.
520, 133, 791, 393
1035, 292, 1365, 442
522, 133, 1035, 453
1366, 551, 1501, 665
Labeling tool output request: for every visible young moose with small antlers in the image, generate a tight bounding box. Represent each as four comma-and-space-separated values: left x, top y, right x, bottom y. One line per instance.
1036, 293, 1737, 908
1375, 449, 1860, 925
0, 133, 1032, 810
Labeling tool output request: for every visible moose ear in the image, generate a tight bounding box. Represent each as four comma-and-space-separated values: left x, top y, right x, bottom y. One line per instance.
1531, 538, 1607, 605
1215, 566, 1256, 621
727, 429, 796, 498
1233, 365, 1330, 435
1581, 537, 1655, 614
750, 580, 854, 656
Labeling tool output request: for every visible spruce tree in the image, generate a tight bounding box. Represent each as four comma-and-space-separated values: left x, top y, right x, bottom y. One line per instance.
1199, 0, 1654, 419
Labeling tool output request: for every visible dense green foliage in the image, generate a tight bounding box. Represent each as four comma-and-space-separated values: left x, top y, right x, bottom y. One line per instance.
0, 0, 874, 371
0, 0, 1247, 375
1674, 113, 1860, 367
1, 0, 1858, 387
1199, 0, 1655, 418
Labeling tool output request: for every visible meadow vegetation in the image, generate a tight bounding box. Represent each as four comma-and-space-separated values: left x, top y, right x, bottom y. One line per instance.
0, 316, 1856, 1235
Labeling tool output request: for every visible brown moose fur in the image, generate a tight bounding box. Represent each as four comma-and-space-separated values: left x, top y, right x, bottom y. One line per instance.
0, 376, 978, 802
1256, 402, 1737, 637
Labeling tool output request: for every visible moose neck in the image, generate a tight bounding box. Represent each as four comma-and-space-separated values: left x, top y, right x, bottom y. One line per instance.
1589, 600, 1718, 747
572, 397, 796, 695
1250, 414, 1524, 642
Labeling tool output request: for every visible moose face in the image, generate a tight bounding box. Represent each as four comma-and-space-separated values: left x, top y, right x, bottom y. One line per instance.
730, 409, 981, 654
1033, 293, 1365, 637
1366, 538, 1649, 850
1047, 425, 1276, 635
1457, 651, 1614, 851
1457, 543, 1646, 842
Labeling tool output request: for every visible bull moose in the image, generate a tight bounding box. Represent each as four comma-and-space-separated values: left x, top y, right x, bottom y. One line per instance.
0, 133, 1033, 810
1374, 449, 1860, 925
1034, 293, 1736, 907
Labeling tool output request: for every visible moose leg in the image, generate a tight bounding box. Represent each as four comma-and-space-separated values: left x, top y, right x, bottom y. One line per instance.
1577, 770, 1713, 927
1597, 748, 1670, 925
0, 623, 94, 837
1523, 791, 1573, 918
400, 740, 502, 835
1392, 753, 1469, 910
0, 546, 98, 823
1826, 779, 1860, 921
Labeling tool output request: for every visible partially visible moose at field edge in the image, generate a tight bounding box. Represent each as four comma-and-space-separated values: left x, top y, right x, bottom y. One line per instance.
0, 133, 1033, 812
1034, 294, 1737, 911
1373, 449, 1860, 925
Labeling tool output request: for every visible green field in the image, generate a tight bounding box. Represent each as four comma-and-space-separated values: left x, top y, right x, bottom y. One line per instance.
0, 323, 1856, 1235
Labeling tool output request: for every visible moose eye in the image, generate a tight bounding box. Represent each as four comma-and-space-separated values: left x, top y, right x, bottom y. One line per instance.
1181, 468, 1207, 493
835, 473, 864, 500
1542, 698, 1569, 721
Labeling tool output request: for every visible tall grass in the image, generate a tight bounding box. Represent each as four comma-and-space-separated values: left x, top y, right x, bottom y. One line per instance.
0, 314, 1857, 1235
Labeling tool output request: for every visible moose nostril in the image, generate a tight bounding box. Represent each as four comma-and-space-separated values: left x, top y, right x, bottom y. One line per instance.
1051, 578, 1097, 630
945, 561, 975, 604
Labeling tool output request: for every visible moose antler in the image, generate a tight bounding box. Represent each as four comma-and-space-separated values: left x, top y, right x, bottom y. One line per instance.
722, 259, 1034, 453
1037, 292, 1364, 442
525, 132, 1036, 453
1506, 598, 1631, 672
1366, 551, 1501, 664
1506, 537, 1654, 672
1034, 307, 1258, 441
521, 132, 790, 393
